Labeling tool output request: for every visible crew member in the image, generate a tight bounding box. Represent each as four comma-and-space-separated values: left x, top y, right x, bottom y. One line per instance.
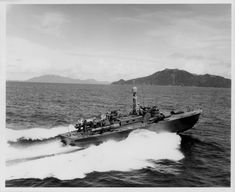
83, 119, 87, 132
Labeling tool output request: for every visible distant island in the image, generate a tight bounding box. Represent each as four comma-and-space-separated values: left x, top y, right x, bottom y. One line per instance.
26, 75, 109, 85
112, 69, 231, 88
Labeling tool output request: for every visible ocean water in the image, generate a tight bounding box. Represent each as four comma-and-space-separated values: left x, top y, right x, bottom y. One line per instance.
5, 82, 231, 187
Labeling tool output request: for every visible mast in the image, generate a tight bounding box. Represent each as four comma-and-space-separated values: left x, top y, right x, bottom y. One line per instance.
132, 86, 138, 114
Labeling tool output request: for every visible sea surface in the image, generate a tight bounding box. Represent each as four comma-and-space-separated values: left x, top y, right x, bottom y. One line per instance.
5, 81, 231, 187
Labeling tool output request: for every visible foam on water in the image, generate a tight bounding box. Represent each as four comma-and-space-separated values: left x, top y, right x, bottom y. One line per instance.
6, 139, 78, 161
7, 125, 76, 142
6, 130, 184, 180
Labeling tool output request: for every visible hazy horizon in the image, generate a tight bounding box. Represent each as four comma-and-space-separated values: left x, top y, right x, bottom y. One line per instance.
6, 67, 232, 83
7, 4, 231, 81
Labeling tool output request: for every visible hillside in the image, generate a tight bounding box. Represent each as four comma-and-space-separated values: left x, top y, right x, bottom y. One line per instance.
27, 75, 109, 85
112, 69, 231, 88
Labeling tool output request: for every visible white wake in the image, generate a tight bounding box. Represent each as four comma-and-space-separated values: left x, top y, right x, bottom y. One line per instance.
7, 125, 76, 142
6, 130, 184, 180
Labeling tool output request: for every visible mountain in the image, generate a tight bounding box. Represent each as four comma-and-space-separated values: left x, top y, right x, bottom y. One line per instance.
26, 75, 109, 85
112, 69, 231, 88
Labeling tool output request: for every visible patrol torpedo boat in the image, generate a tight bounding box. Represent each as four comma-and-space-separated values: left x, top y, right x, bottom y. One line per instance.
59, 87, 202, 146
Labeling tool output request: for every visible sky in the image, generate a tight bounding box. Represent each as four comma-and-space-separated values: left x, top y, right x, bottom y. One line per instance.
6, 4, 231, 82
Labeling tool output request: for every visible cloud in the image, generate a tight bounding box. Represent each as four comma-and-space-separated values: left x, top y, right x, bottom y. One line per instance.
66, 49, 161, 80
6, 37, 156, 81
110, 7, 193, 26
7, 37, 52, 79
7, 37, 81, 80
6, 5, 231, 81
143, 10, 231, 78
7, 35, 231, 82
169, 53, 205, 61
33, 12, 69, 37
110, 16, 148, 24
165, 51, 231, 78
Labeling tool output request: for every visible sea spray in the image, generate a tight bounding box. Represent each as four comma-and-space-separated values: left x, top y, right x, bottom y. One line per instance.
6, 139, 78, 162
6, 125, 76, 142
6, 130, 184, 180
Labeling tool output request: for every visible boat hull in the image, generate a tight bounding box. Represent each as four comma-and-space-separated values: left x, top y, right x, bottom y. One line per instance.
148, 110, 201, 133
60, 110, 201, 147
